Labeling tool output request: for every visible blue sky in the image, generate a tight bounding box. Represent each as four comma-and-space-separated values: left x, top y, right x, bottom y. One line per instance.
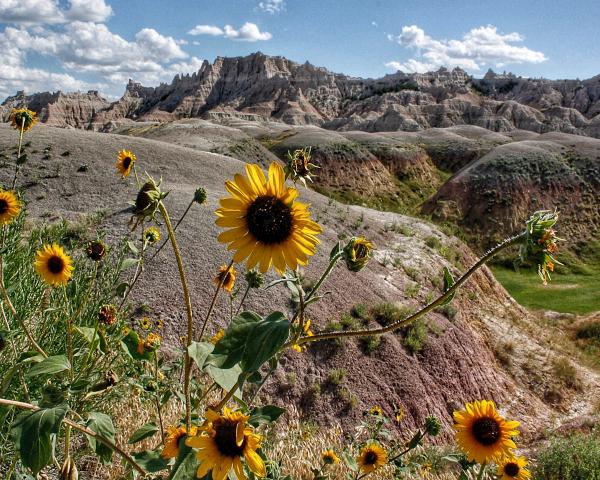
1, 0, 599, 100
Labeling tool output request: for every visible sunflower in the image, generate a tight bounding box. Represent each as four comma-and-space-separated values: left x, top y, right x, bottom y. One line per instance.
85, 240, 107, 261
156, 318, 164, 329
357, 443, 388, 474
321, 449, 340, 465
368, 406, 383, 416
34, 244, 74, 287
214, 264, 236, 292
344, 236, 375, 272
216, 162, 322, 275
292, 319, 313, 352
116, 150, 136, 177
210, 329, 225, 345
497, 456, 531, 480
453, 400, 520, 464
140, 317, 152, 330
186, 407, 266, 480
0, 190, 21, 225
143, 226, 161, 245
162, 425, 198, 459
10, 108, 37, 132
394, 406, 405, 423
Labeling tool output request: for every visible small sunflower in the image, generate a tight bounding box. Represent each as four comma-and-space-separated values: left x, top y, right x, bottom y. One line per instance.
140, 317, 152, 330
155, 318, 164, 329
34, 244, 74, 287
214, 264, 236, 292
453, 400, 520, 464
10, 108, 37, 132
116, 150, 136, 177
137, 332, 161, 354
357, 443, 388, 474
210, 329, 225, 345
216, 162, 322, 275
292, 319, 313, 352
497, 456, 531, 480
162, 425, 198, 459
143, 226, 161, 245
368, 406, 383, 416
394, 406, 405, 423
321, 449, 340, 465
0, 190, 21, 225
186, 407, 266, 480
98, 304, 117, 325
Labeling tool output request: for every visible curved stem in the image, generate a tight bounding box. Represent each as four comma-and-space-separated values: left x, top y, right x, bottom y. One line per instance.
158, 202, 194, 431
288, 233, 525, 348
305, 251, 344, 303
235, 284, 251, 315
215, 374, 247, 411
198, 260, 233, 341
154, 351, 165, 443
0, 397, 147, 476
119, 232, 145, 310
11, 117, 25, 190
150, 199, 194, 261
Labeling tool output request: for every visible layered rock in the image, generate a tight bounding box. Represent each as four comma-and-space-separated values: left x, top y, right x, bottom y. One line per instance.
3, 53, 600, 138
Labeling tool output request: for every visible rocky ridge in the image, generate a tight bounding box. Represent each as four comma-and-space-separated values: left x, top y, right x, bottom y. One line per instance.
3, 52, 600, 137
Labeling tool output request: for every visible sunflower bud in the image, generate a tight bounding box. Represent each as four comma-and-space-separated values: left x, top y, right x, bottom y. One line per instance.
85, 240, 107, 262
98, 304, 117, 325
10, 108, 37, 132
424, 415, 442, 436
194, 187, 207, 205
143, 226, 161, 245
60, 457, 78, 480
343, 237, 375, 272
520, 210, 562, 284
284, 147, 318, 186
244, 269, 264, 289
131, 177, 167, 227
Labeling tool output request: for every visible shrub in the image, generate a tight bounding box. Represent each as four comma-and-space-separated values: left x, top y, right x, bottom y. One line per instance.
552, 357, 582, 390
372, 302, 415, 326
327, 368, 347, 387
424, 236, 442, 250
360, 335, 381, 355
534, 430, 600, 479
403, 319, 428, 354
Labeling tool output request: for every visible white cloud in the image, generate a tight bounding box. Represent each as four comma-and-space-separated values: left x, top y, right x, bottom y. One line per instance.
188, 25, 224, 36
188, 22, 272, 42
135, 28, 187, 61
0, 0, 112, 25
371, 21, 378, 27
258, 0, 285, 14
224, 22, 272, 41
386, 24, 546, 73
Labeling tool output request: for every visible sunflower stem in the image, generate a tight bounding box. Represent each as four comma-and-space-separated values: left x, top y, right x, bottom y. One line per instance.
154, 351, 166, 443
305, 251, 344, 304
215, 373, 247, 410
197, 259, 233, 341
118, 230, 146, 310
235, 283, 251, 315
287, 232, 526, 349
0, 397, 147, 476
150, 199, 195, 261
158, 202, 195, 431
132, 163, 141, 189
11, 117, 25, 190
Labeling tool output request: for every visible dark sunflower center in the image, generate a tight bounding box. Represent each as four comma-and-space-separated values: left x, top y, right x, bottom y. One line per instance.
354, 243, 368, 258
0, 199, 8, 215
504, 462, 520, 477
214, 420, 245, 457
472, 417, 501, 446
122, 157, 132, 169
47, 255, 65, 274
364, 451, 378, 465
246, 195, 293, 244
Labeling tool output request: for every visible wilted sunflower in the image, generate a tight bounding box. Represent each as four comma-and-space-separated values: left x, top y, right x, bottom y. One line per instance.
98, 304, 117, 325
321, 449, 340, 465
292, 319, 313, 352
497, 456, 531, 480
357, 443, 388, 474
214, 264, 236, 292
85, 240, 107, 261
216, 162, 322, 274
0, 190, 21, 225
186, 407, 266, 480
116, 150, 136, 177
34, 244, 74, 286
162, 425, 198, 459
10, 108, 37, 132
453, 400, 520, 464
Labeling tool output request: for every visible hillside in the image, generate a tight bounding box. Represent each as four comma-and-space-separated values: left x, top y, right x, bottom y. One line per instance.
1, 123, 598, 443
2, 52, 600, 138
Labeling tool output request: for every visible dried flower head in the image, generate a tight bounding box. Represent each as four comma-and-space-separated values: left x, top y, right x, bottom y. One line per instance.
520, 210, 562, 284
194, 187, 207, 204
86, 240, 107, 262
284, 147, 319, 186
98, 304, 117, 325
10, 108, 37, 132
130, 177, 168, 229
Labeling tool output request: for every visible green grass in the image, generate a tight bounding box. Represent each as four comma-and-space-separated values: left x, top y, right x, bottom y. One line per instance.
490, 266, 600, 314
534, 429, 600, 479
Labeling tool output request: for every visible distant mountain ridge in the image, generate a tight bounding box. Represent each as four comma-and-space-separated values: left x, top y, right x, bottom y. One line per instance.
2, 52, 600, 137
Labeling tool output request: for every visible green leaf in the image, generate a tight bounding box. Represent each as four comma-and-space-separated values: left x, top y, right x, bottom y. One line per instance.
343, 452, 358, 471
168, 444, 199, 480
86, 412, 116, 465
128, 422, 159, 444
121, 258, 140, 270
132, 450, 169, 473
75, 326, 98, 344
330, 241, 343, 261
26, 355, 71, 377
210, 311, 262, 369
240, 312, 290, 372
127, 241, 139, 255
248, 405, 286, 427
115, 282, 129, 298
440, 267, 456, 305
121, 330, 153, 361
187, 341, 214, 370
0, 364, 19, 397
205, 364, 243, 395
406, 429, 423, 450
16, 153, 28, 165
11, 405, 68, 474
